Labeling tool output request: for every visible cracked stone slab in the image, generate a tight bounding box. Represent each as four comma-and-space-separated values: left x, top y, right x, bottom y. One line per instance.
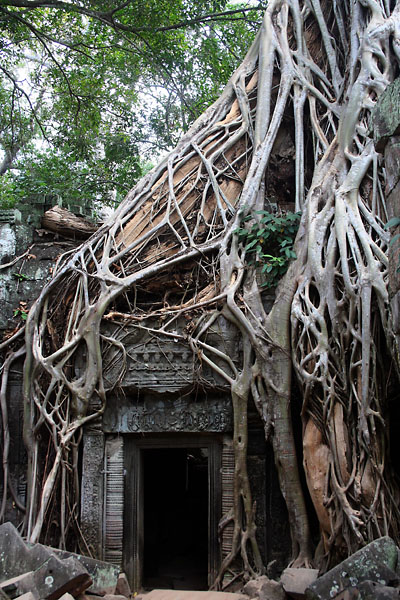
305, 537, 399, 600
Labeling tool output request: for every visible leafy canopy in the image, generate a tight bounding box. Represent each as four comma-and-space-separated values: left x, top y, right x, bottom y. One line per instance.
0, 0, 265, 208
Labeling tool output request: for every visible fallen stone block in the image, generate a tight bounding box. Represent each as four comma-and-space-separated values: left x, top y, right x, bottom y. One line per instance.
57, 595, 75, 600
0, 554, 92, 600
243, 575, 286, 600
305, 537, 399, 600
15, 594, 38, 600
331, 588, 359, 599
0, 522, 112, 598
0, 572, 37, 599
31, 554, 92, 599
281, 568, 319, 599
51, 549, 119, 595
114, 573, 131, 598
358, 580, 400, 599
0, 523, 34, 583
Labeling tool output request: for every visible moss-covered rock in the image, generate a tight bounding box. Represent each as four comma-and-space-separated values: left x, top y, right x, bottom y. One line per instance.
305, 537, 399, 600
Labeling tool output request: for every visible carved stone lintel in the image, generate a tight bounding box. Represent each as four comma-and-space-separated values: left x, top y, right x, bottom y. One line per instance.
103, 395, 233, 433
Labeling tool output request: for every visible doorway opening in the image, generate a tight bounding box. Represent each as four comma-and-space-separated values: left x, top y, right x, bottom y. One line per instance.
142, 447, 208, 590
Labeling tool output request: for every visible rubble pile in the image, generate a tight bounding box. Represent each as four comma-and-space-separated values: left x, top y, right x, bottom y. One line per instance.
2, 523, 400, 600
0, 523, 129, 600
242, 537, 400, 599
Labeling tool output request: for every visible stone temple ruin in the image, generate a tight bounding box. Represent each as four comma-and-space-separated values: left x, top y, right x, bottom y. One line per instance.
80, 308, 289, 590
2, 1, 400, 594
0, 202, 291, 592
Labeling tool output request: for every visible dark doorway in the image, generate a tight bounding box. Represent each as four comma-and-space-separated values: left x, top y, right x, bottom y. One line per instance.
142, 447, 209, 590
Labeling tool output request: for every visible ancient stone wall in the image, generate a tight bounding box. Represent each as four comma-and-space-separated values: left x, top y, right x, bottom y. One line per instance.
371, 77, 400, 353
0, 197, 94, 524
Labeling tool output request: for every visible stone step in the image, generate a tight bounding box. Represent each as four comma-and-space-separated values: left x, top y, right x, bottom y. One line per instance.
144, 591, 247, 600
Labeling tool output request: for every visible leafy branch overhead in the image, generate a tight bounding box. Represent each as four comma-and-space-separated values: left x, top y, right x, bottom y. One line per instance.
0, 0, 265, 205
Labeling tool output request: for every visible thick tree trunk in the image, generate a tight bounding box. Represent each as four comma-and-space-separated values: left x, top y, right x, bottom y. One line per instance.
42, 206, 97, 239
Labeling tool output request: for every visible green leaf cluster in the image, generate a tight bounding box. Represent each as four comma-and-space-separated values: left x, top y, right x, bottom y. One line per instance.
235, 209, 301, 288
0, 1, 265, 210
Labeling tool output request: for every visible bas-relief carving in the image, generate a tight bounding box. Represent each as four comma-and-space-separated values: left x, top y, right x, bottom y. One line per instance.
101, 316, 241, 393
80, 432, 105, 559
123, 343, 197, 393
103, 396, 233, 433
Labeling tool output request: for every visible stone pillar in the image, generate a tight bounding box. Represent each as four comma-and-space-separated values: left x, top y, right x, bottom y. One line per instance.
80, 427, 105, 559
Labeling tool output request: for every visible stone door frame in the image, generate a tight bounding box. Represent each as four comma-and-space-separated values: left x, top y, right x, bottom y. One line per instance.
123, 433, 222, 591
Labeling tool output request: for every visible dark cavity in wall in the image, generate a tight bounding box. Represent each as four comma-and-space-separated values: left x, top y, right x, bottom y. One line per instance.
142, 447, 209, 591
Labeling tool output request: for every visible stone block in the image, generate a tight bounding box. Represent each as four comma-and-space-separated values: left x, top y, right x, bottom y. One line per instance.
114, 573, 131, 598
357, 580, 400, 599
281, 568, 319, 599
0, 523, 92, 599
51, 548, 119, 595
385, 138, 400, 192
15, 594, 39, 600
243, 575, 285, 600
370, 78, 400, 151
31, 554, 92, 600
0, 524, 33, 583
0, 572, 37, 599
305, 537, 399, 600
144, 593, 248, 600
391, 291, 400, 334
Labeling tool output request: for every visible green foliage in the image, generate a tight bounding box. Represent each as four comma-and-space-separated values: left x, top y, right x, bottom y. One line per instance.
235, 209, 301, 288
12, 272, 29, 281
0, 145, 145, 209
0, 1, 264, 209
13, 302, 28, 320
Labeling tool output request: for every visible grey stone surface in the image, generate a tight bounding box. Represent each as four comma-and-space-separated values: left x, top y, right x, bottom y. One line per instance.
114, 573, 131, 598
305, 537, 399, 600
0, 523, 94, 599
31, 555, 92, 600
281, 568, 319, 599
0, 523, 33, 583
243, 576, 286, 600
80, 432, 105, 561
101, 317, 239, 393
357, 580, 400, 599
51, 548, 119, 595
0, 572, 36, 599
370, 77, 400, 151
0, 220, 75, 332
103, 394, 233, 433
